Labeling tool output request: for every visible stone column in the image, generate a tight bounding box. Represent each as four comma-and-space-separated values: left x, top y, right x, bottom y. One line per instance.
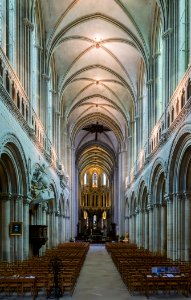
146, 77, 154, 132
0, 193, 11, 261
153, 204, 157, 253
125, 216, 129, 236
17, 195, 24, 260
66, 217, 70, 241
177, 193, 183, 260
144, 209, 149, 249
135, 210, 139, 245
118, 148, 127, 235
46, 212, 50, 249
54, 211, 59, 246
139, 209, 142, 247
137, 209, 141, 247
132, 214, 136, 243
184, 192, 191, 261
165, 194, 173, 259
71, 146, 76, 238
148, 204, 153, 252
41, 203, 48, 254
162, 28, 173, 111
23, 196, 31, 259
63, 216, 66, 242
23, 17, 34, 96
49, 211, 53, 248
172, 193, 177, 260
153, 204, 160, 253
62, 215, 65, 242
129, 215, 132, 243
161, 203, 167, 256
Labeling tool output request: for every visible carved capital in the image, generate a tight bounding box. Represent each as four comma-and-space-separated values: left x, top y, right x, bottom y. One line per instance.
0, 192, 12, 201
146, 79, 153, 86
42, 203, 48, 212
49, 89, 57, 94
153, 52, 161, 59
176, 193, 184, 201
55, 210, 60, 216
23, 18, 34, 31
162, 28, 173, 40
42, 74, 50, 81
23, 196, 31, 205
183, 192, 191, 201
147, 204, 153, 210
34, 44, 43, 51
164, 193, 173, 203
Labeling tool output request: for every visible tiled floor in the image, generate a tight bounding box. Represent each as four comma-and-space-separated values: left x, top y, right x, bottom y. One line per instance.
0, 245, 191, 300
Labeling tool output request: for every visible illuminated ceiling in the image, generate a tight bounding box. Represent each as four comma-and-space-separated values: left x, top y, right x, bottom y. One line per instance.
41, 0, 157, 175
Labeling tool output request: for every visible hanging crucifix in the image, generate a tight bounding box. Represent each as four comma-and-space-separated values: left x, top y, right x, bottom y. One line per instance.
82, 122, 111, 140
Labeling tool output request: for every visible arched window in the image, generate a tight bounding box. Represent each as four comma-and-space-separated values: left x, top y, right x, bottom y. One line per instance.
171, 107, 174, 122
17, 92, 20, 109
93, 214, 97, 229
102, 173, 106, 186
92, 172, 98, 187
187, 79, 191, 100
181, 90, 185, 108
84, 172, 88, 185
176, 99, 179, 115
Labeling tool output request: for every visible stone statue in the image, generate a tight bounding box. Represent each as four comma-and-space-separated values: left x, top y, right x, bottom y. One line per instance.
123, 232, 129, 243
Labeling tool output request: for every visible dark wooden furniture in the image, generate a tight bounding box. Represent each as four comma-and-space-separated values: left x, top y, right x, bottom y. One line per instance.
144, 273, 189, 298
0, 275, 37, 300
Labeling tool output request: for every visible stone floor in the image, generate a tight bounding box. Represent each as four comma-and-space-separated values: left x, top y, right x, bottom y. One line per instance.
0, 244, 191, 300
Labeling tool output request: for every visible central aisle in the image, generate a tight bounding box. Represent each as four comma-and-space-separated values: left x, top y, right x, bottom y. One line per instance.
64, 244, 131, 300
63, 244, 190, 300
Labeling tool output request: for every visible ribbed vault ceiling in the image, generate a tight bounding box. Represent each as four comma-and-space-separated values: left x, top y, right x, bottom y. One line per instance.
41, 0, 157, 175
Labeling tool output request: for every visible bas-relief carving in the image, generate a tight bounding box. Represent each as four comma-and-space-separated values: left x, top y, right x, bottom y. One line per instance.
31, 164, 54, 204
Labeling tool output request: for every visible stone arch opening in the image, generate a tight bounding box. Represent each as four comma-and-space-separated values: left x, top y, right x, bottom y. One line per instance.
150, 164, 167, 255
0, 139, 28, 261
